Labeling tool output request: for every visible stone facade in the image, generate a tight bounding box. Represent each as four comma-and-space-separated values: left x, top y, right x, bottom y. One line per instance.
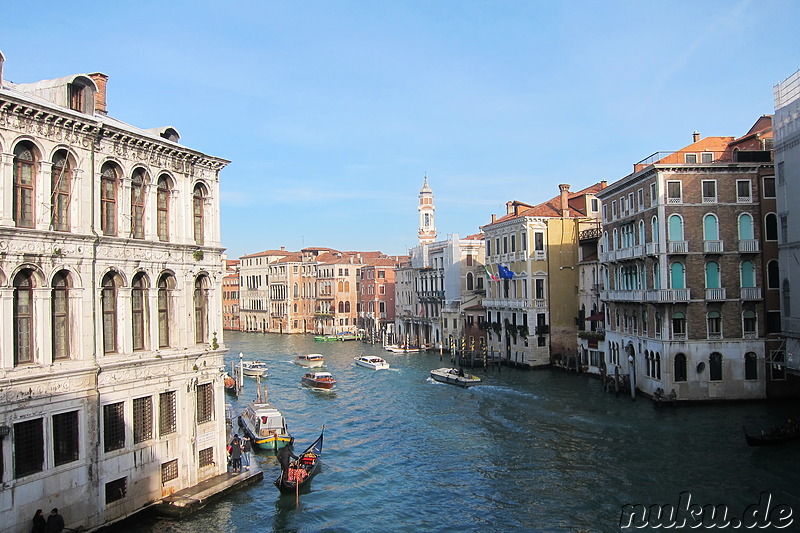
0, 53, 229, 531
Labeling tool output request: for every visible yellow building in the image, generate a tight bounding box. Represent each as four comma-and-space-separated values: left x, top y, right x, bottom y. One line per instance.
481, 183, 605, 366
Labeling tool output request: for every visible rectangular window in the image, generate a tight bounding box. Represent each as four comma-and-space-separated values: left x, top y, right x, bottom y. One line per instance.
535, 279, 545, 299
611, 201, 617, 219
69, 83, 85, 112
521, 232, 527, 250
684, 153, 697, 163
199, 447, 214, 468
737, 180, 752, 203
379, 301, 385, 313
534, 233, 544, 251
378, 285, 385, 295
133, 396, 153, 444
767, 311, 782, 334
486, 239, 491, 256
503, 237, 508, 254
53, 411, 79, 466
628, 193, 634, 213
161, 459, 179, 484
667, 181, 682, 203
105, 477, 127, 504
777, 161, 785, 186
510, 235, 516, 252
701, 180, 717, 203
637, 189, 643, 210
650, 182, 657, 206
591, 198, 600, 212
602, 204, 608, 222
701, 152, 714, 163
14, 419, 44, 478
196, 383, 214, 423
103, 402, 125, 452
378, 270, 385, 278
763, 176, 776, 198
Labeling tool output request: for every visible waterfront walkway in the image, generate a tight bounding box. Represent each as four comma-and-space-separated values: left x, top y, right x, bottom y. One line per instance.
155, 465, 263, 517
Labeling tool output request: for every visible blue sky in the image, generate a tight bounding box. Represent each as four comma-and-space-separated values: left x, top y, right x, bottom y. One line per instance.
2, 1, 798, 258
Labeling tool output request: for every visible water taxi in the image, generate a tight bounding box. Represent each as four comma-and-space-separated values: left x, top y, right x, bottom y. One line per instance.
295, 353, 325, 367
302, 371, 337, 390
354, 355, 390, 370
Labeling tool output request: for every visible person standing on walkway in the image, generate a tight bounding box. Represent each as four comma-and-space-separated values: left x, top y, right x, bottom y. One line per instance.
241, 434, 252, 470
44, 508, 64, 533
31, 509, 46, 533
229, 434, 242, 473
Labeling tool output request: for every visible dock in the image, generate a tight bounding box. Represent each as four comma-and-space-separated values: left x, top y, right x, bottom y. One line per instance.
155, 466, 263, 518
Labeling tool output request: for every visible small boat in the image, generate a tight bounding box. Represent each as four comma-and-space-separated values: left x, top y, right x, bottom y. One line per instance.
238, 383, 292, 450
302, 371, 336, 390
354, 355, 390, 370
275, 430, 324, 494
430, 367, 482, 388
223, 372, 238, 394
743, 420, 800, 446
295, 353, 325, 367
384, 345, 421, 354
314, 335, 340, 342
241, 360, 269, 377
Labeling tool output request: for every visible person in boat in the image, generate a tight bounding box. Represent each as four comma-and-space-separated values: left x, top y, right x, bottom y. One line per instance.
458, 367, 465, 377
277, 437, 298, 478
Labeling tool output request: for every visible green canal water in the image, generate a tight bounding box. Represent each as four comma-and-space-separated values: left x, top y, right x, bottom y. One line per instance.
122, 331, 800, 532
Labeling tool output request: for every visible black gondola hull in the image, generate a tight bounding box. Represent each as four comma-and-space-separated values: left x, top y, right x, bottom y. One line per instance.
274, 430, 324, 493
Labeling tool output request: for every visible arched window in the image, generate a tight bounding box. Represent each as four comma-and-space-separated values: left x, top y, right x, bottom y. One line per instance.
743, 310, 757, 337
338, 301, 345, 313
293, 283, 299, 298
740, 261, 755, 288
668, 214, 683, 241
674, 353, 687, 382
655, 353, 661, 380
345, 301, 351, 313
14, 269, 36, 364
100, 163, 119, 236
14, 142, 37, 228
158, 273, 175, 348
651, 216, 659, 244
131, 169, 146, 239
466, 272, 474, 291
193, 184, 206, 245
157, 175, 171, 242
767, 260, 779, 290
709, 352, 723, 381
131, 273, 149, 351
765, 213, 778, 241
705, 261, 720, 289
639, 220, 646, 245
672, 312, 686, 338
52, 270, 70, 360
738, 213, 754, 240
652, 263, 660, 290
194, 275, 209, 344
51, 150, 72, 231
670, 262, 685, 290
744, 352, 758, 380
707, 311, 721, 339
102, 272, 119, 354
703, 214, 719, 241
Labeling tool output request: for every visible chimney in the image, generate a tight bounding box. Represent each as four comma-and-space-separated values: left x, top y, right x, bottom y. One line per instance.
506, 201, 514, 215
491, 214, 496, 223
692, 131, 700, 143
600, 180, 608, 189
280, 246, 285, 251
559, 184, 571, 217
88, 72, 108, 115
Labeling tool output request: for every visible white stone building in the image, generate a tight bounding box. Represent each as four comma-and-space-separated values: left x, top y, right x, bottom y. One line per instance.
0, 51, 229, 531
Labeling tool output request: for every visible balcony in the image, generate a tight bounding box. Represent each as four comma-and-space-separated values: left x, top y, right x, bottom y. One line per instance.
646, 242, 660, 255
704, 240, 723, 254
668, 241, 688, 253
705, 288, 726, 301
741, 287, 762, 300
646, 289, 690, 302
739, 239, 759, 253
533, 250, 546, 261
600, 290, 645, 302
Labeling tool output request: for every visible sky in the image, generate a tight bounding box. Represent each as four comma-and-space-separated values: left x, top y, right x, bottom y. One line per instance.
2, 1, 799, 259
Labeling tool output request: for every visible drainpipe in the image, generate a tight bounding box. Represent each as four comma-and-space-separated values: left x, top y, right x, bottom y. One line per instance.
91, 125, 104, 483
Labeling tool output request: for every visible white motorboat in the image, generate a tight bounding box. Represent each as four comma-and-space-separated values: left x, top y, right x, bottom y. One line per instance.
241, 360, 269, 377
295, 353, 325, 367
430, 367, 482, 388
354, 355, 390, 370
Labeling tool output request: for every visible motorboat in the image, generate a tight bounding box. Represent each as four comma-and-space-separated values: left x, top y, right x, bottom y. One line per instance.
238, 383, 291, 450
302, 371, 336, 390
430, 367, 482, 388
241, 360, 269, 377
384, 345, 421, 354
354, 355, 390, 370
295, 353, 325, 367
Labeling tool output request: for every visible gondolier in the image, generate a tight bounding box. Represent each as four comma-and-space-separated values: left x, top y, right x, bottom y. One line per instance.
277, 437, 298, 476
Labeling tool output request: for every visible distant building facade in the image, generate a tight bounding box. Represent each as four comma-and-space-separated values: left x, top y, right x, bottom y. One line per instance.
222, 259, 240, 330
0, 52, 229, 531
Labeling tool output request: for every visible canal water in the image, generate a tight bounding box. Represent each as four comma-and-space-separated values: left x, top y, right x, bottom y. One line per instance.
124, 331, 800, 532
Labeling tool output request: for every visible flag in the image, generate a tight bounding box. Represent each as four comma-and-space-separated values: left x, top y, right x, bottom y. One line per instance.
498, 264, 515, 280
484, 265, 499, 282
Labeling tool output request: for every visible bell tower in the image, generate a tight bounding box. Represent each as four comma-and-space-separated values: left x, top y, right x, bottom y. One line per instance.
418, 175, 436, 245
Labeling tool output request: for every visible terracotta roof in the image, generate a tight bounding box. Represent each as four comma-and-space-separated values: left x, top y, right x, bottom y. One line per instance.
484, 181, 606, 227
240, 249, 291, 259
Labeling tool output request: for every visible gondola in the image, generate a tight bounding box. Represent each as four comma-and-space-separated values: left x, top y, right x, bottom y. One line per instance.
274, 430, 324, 493
743, 421, 800, 446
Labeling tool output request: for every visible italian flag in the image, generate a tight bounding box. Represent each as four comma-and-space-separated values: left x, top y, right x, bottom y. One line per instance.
484, 265, 499, 282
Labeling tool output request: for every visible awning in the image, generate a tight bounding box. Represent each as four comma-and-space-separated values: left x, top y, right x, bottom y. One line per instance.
585, 312, 605, 322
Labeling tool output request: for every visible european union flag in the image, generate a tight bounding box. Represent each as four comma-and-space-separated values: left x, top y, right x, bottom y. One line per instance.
498, 265, 514, 280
